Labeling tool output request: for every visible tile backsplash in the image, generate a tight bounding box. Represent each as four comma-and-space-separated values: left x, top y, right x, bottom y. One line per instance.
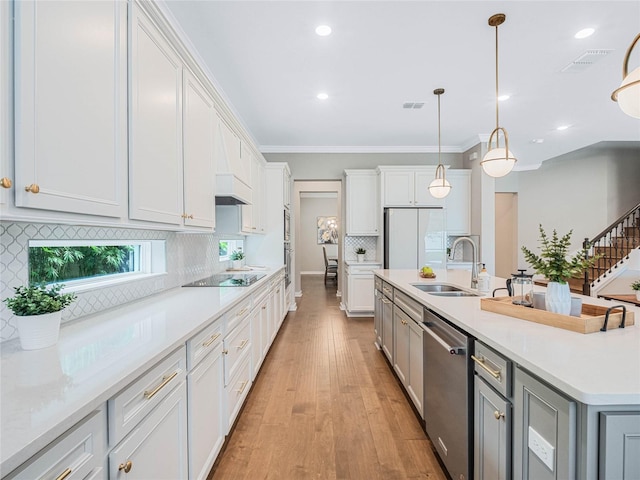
344, 236, 378, 261
0, 221, 241, 343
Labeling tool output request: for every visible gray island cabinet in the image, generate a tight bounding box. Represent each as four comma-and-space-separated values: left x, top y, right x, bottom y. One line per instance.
374, 269, 640, 480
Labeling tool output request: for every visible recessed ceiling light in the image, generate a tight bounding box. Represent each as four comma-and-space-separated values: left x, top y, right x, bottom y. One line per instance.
557, 125, 570, 131
575, 28, 595, 39
315, 25, 332, 36
498, 94, 510, 102
317, 92, 329, 100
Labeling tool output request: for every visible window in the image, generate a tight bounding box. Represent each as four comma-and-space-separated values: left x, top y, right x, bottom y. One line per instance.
28, 239, 165, 292
218, 239, 244, 261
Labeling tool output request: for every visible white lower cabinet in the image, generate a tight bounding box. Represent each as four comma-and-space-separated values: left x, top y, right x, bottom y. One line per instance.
225, 356, 252, 432
5, 408, 107, 480
381, 288, 394, 363
223, 310, 252, 432
108, 381, 188, 479
344, 263, 381, 316
407, 317, 424, 417
475, 376, 511, 480
251, 287, 270, 380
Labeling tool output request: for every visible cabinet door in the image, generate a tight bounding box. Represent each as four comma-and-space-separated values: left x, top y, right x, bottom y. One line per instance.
346, 171, 379, 235
218, 118, 242, 178
14, 0, 127, 217
260, 296, 271, 358
109, 381, 188, 480
129, 3, 183, 225
187, 349, 224, 480
414, 170, 445, 207
393, 305, 410, 386
407, 318, 424, 417
374, 290, 383, 348
348, 274, 375, 311
513, 368, 576, 480
250, 305, 262, 380
445, 170, 471, 235
475, 376, 511, 480
383, 170, 414, 206
1, 1, 13, 210
182, 69, 216, 229
599, 412, 640, 480
381, 296, 394, 362
283, 169, 291, 209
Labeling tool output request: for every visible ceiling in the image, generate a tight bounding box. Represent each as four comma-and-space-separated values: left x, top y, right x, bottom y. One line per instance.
161, 1, 640, 170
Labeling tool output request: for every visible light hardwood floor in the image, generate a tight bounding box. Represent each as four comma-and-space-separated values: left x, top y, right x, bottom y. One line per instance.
209, 274, 447, 480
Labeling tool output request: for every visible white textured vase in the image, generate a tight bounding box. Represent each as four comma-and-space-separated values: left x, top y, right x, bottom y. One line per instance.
545, 282, 571, 315
636, 291, 640, 301
17, 311, 62, 350
357, 254, 364, 263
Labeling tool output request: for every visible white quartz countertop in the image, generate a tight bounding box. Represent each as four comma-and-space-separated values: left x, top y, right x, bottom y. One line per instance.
344, 260, 382, 266
0, 268, 282, 475
375, 269, 640, 406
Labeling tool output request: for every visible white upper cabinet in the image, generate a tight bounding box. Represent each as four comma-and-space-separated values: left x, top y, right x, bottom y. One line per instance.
345, 170, 379, 235
182, 69, 216, 229
444, 170, 471, 235
380, 167, 444, 207
129, 3, 184, 225
13, 0, 127, 218
283, 167, 291, 209
0, 1, 12, 210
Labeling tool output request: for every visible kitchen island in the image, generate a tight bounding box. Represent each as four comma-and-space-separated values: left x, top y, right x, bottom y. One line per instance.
375, 268, 640, 480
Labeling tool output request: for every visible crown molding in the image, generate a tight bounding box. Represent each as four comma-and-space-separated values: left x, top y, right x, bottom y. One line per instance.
259, 145, 463, 154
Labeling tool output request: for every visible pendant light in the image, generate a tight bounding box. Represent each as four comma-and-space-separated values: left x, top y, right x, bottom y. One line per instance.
428, 88, 451, 199
611, 33, 640, 119
481, 13, 517, 178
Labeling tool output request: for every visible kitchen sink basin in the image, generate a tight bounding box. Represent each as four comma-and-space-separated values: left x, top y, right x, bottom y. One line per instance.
411, 283, 465, 292
428, 291, 479, 297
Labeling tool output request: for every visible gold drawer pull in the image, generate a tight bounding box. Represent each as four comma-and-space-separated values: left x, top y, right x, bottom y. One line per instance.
118, 460, 133, 473
0, 177, 11, 189
494, 410, 505, 420
222, 349, 229, 355
143, 371, 178, 399
55, 468, 72, 480
202, 333, 221, 348
25, 183, 40, 193
236, 307, 248, 317
238, 339, 249, 350
471, 355, 501, 380
235, 380, 248, 394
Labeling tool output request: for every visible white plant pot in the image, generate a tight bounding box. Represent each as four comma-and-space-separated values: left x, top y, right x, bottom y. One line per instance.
636, 291, 640, 301
232, 260, 244, 270
16, 311, 62, 350
545, 282, 571, 315
357, 254, 365, 263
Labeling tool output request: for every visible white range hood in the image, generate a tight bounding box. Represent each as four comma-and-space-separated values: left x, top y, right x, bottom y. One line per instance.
215, 118, 252, 206
215, 173, 251, 205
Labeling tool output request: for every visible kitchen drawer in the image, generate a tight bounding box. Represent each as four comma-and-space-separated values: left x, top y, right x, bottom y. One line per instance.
108, 346, 186, 446
381, 281, 394, 300
225, 355, 252, 431
187, 317, 223, 370
6, 408, 106, 480
374, 276, 382, 291
223, 316, 251, 386
347, 263, 381, 274
394, 290, 423, 323
226, 297, 251, 334
252, 285, 269, 307
472, 342, 512, 398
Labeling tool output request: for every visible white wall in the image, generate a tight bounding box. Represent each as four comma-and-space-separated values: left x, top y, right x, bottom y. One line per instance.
299, 195, 338, 273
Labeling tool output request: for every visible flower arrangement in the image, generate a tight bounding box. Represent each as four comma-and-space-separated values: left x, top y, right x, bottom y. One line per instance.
4, 284, 76, 317
521, 225, 598, 283
230, 250, 245, 261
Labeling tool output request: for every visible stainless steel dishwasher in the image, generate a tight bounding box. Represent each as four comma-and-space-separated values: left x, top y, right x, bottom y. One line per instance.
423, 307, 473, 480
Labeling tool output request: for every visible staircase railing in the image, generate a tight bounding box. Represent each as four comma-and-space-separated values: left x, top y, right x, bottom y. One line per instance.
583, 202, 640, 295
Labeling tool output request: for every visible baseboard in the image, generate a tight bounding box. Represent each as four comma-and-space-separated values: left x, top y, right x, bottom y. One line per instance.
300, 271, 324, 275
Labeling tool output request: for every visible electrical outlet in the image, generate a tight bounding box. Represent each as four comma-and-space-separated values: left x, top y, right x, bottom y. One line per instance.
528, 426, 555, 471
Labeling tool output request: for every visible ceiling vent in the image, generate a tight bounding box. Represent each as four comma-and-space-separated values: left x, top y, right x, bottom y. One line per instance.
561, 49, 613, 73
403, 102, 425, 109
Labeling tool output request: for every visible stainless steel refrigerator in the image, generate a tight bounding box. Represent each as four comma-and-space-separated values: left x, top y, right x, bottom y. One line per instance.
383, 208, 447, 269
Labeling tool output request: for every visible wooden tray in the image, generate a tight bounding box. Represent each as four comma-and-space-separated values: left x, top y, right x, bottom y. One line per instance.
480, 296, 635, 334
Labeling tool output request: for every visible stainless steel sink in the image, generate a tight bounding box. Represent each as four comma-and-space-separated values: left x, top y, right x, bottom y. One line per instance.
411, 283, 465, 292
428, 291, 478, 297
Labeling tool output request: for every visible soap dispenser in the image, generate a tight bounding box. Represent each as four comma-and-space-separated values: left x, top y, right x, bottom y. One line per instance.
477, 264, 490, 293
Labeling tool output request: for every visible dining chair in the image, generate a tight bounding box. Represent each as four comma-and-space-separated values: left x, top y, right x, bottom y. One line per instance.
323, 246, 338, 285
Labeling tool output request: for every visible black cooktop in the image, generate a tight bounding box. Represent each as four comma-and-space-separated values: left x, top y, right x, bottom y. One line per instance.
183, 273, 266, 287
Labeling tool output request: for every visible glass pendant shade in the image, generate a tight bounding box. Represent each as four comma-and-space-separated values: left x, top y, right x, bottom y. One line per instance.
481, 147, 517, 177
428, 164, 451, 198
611, 33, 640, 119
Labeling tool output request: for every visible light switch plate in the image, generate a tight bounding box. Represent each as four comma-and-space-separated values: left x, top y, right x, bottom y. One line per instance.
528, 426, 555, 471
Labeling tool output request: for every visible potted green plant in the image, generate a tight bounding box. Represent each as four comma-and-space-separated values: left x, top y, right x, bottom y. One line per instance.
631, 280, 640, 301
230, 250, 245, 269
355, 247, 366, 263
521, 225, 598, 315
3, 284, 76, 350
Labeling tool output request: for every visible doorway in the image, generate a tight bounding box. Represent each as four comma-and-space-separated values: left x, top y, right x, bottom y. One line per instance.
495, 192, 518, 278
293, 180, 342, 298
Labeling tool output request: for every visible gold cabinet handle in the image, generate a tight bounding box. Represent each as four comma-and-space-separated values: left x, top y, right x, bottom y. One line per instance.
235, 380, 248, 394
471, 355, 501, 380
0, 177, 11, 189
261, 305, 267, 310
222, 349, 229, 355
55, 468, 72, 480
188, 214, 194, 219
237, 339, 248, 350
202, 333, 221, 348
24, 183, 40, 193
143, 371, 178, 399
494, 410, 505, 420
236, 307, 248, 317
118, 460, 133, 473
